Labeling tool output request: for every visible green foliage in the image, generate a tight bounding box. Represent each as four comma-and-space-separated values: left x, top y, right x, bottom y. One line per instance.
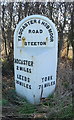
56, 104, 73, 118
62, 81, 69, 88
2, 99, 9, 105
0, 100, 2, 106
18, 102, 37, 114
48, 94, 54, 99
47, 104, 73, 119
4, 89, 37, 114
43, 100, 54, 108
2, 88, 73, 118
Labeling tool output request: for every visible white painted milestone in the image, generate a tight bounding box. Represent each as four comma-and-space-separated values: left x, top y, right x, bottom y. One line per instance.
14, 15, 58, 104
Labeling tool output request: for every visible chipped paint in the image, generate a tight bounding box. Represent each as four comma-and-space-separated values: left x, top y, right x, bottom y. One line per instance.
33, 95, 36, 104
20, 49, 22, 53
46, 37, 48, 41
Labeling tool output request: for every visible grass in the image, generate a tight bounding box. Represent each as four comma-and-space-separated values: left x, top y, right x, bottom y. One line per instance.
55, 104, 73, 118
2, 89, 73, 118
47, 104, 73, 119
3, 89, 37, 114
2, 83, 73, 118
18, 102, 37, 114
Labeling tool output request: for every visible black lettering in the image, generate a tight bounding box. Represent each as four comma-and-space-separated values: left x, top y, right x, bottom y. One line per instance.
20, 66, 23, 71
44, 83, 47, 87
22, 25, 26, 29
34, 42, 37, 46
18, 39, 21, 41
28, 78, 30, 82
48, 76, 50, 81
51, 76, 53, 80
36, 30, 39, 33
24, 42, 27, 45
40, 42, 43, 45
45, 23, 48, 27
31, 42, 34, 45
28, 42, 30, 45
50, 35, 53, 39
16, 80, 19, 84
41, 21, 45, 25
43, 42, 46, 45
22, 76, 24, 81
40, 29, 43, 33
30, 20, 34, 24
48, 76, 53, 80
24, 76, 26, 81
19, 81, 21, 85
42, 78, 44, 82
45, 77, 47, 81
48, 29, 52, 33
27, 68, 31, 73
50, 38, 54, 42
34, 19, 37, 23
17, 74, 21, 80
46, 25, 50, 29
44, 82, 50, 88
24, 83, 26, 87
19, 31, 22, 35
29, 85, 31, 89
17, 74, 30, 82
18, 36, 21, 38
27, 21, 30, 25
50, 32, 53, 36
32, 30, 35, 33
28, 29, 43, 34
39, 85, 42, 89
38, 42, 40, 45
30, 61, 33, 66
26, 84, 28, 88
16, 80, 31, 89
14, 59, 33, 67
24, 23, 28, 27
16, 66, 19, 70
19, 28, 23, 35
28, 69, 31, 73
21, 82, 23, 86
51, 81, 55, 85
41, 21, 48, 28
38, 20, 40, 24
28, 30, 31, 33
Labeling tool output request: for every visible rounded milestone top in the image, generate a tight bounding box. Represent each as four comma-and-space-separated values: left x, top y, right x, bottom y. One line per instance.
14, 15, 58, 48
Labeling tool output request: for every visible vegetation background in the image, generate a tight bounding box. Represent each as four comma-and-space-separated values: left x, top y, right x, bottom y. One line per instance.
0, 1, 74, 120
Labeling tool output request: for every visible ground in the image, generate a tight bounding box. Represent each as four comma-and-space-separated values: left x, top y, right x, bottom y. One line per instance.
1, 57, 73, 120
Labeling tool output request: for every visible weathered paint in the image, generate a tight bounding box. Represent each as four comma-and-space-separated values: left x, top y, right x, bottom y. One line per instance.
14, 15, 58, 104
